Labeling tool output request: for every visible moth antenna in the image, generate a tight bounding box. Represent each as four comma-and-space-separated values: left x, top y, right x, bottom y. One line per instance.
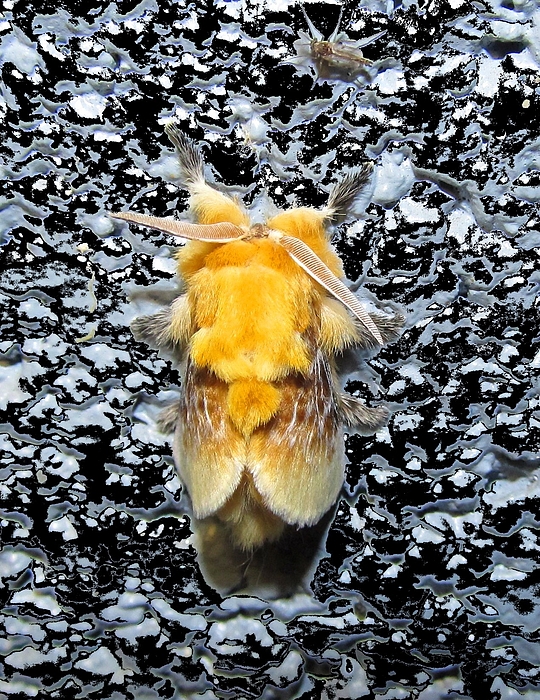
300, 3, 324, 41
355, 29, 388, 49
278, 235, 384, 345
324, 162, 373, 221
328, 3, 344, 42
165, 123, 205, 189
109, 212, 246, 242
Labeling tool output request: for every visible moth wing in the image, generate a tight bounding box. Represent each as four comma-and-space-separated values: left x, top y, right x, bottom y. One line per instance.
248, 350, 344, 526
173, 362, 244, 518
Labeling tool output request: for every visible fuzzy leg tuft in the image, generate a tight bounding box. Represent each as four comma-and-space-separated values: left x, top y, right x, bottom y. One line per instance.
339, 394, 389, 431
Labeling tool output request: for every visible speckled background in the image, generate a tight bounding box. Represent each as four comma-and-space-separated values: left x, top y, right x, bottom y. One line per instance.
1, 0, 540, 697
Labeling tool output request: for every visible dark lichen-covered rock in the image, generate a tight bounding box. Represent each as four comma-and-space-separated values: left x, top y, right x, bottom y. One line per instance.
1, 0, 539, 697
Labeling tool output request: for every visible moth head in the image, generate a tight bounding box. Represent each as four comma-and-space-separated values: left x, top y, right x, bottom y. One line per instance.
109, 123, 381, 343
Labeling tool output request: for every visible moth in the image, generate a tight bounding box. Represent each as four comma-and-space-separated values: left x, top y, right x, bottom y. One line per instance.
110, 125, 402, 551
291, 4, 387, 82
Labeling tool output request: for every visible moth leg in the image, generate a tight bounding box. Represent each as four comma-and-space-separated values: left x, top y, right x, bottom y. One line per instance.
157, 401, 182, 434
338, 393, 388, 432
328, 355, 389, 431
353, 312, 405, 348
165, 123, 205, 188
131, 309, 174, 348
131, 294, 193, 354
370, 312, 405, 344
164, 124, 249, 226
129, 285, 184, 307
325, 163, 373, 222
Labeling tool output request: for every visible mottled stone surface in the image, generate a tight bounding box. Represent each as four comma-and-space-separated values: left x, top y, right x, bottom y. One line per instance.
1, 0, 540, 697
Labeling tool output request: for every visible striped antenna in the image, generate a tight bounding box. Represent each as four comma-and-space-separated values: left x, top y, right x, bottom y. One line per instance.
278, 235, 383, 345
110, 212, 245, 242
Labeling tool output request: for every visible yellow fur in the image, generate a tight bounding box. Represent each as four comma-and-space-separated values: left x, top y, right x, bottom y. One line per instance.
176, 241, 219, 279
268, 208, 344, 277
189, 182, 249, 226
203, 240, 258, 269
188, 263, 314, 382
168, 295, 193, 345
318, 297, 360, 354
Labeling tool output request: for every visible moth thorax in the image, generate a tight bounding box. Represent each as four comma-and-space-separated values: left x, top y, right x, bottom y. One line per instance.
248, 223, 269, 239
312, 41, 333, 57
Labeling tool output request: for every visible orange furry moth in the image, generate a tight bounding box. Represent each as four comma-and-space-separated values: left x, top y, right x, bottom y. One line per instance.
110, 124, 402, 551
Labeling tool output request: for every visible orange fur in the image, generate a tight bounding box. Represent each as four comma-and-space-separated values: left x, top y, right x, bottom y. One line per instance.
318, 297, 360, 354
168, 191, 358, 548
268, 208, 344, 277
227, 380, 281, 437
187, 259, 315, 382
168, 295, 194, 345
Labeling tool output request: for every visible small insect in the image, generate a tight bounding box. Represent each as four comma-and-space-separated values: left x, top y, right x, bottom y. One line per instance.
110, 125, 402, 551
291, 3, 387, 82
